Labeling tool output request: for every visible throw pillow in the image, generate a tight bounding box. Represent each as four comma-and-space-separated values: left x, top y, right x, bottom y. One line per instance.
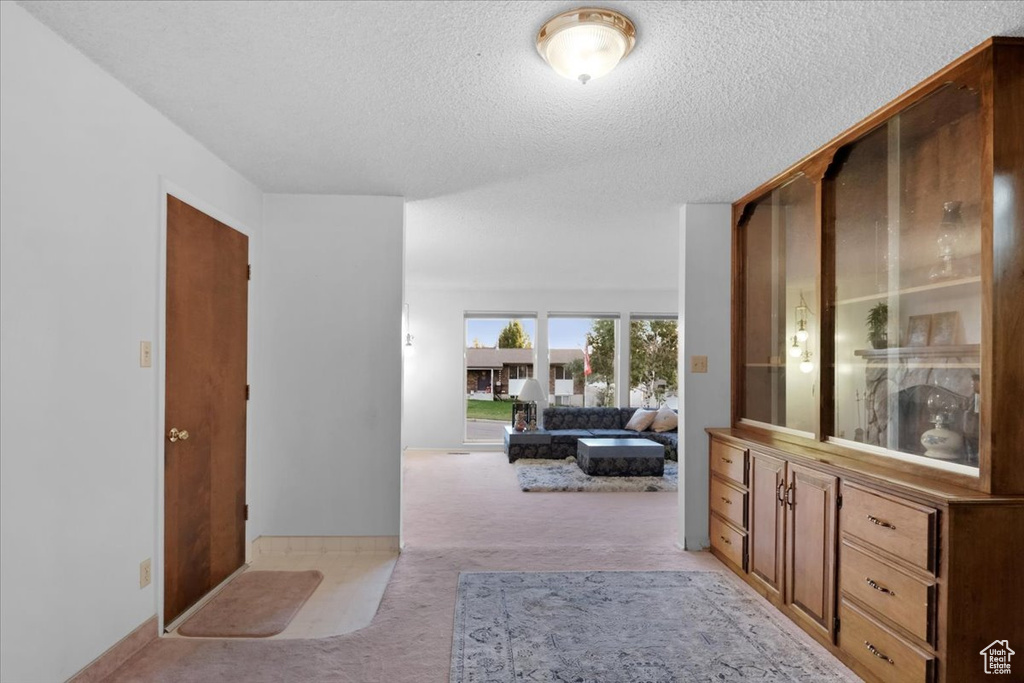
651, 405, 678, 433
624, 408, 657, 432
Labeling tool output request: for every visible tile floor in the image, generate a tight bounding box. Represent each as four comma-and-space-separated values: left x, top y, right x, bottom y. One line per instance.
169, 549, 398, 640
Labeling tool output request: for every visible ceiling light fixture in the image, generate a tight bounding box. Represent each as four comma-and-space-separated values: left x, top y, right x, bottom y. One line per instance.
536, 7, 636, 85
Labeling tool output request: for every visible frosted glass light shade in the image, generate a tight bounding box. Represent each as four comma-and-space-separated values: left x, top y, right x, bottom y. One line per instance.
789, 336, 802, 358
517, 378, 545, 402
537, 8, 636, 84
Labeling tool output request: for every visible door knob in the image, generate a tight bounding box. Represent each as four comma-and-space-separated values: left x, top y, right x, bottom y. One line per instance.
168, 428, 190, 442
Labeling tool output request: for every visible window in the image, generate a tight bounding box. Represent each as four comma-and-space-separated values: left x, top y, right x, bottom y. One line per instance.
629, 317, 678, 408
548, 315, 618, 407
508, 365, 533, 380
465, 315, 536, 442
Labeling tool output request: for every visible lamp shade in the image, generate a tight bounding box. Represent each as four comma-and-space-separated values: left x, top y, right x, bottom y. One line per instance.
517, 377, 545, 403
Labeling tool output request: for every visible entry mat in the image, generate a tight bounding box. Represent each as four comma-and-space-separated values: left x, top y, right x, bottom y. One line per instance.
178, 570, 323, 638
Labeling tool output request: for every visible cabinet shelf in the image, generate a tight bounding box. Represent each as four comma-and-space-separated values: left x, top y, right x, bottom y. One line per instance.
835, 276, 981, 306
852, 344, 980, 360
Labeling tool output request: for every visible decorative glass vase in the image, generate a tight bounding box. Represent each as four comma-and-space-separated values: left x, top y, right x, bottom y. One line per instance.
929, 201, 964, 280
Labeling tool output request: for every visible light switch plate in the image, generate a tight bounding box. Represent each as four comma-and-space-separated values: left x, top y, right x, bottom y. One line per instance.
690, 355, 708, 373
140, 558, 151, 588
140, 341, 152, 368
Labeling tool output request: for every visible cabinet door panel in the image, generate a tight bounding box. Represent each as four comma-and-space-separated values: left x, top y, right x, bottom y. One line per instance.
749, 450, 786, 599
786, 463, 838, 639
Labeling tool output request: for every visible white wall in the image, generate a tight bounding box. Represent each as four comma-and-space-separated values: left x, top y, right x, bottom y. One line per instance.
403, 288, 677, 449
678, 204, 732, 549
0, 4, 265, 681
258, 194, 404, 536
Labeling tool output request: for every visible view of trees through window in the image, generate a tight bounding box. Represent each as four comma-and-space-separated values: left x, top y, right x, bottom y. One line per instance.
629, 318, 679, 408
549, 317, 617, 407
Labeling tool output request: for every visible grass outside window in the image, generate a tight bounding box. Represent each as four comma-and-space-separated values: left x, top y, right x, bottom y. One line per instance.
466, 399, 517, 421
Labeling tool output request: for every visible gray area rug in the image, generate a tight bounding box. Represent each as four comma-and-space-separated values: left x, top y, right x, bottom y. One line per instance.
451, 571, 856, 682
515, 457, 677, 492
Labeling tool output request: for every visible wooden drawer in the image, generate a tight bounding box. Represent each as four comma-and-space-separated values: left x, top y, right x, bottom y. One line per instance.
710, 514, 746, 570
840, 540, 935, 644
841, 484, 937, 572
839, 599, 935, 683
710, 440, 747, 486
710, 476, 747, 529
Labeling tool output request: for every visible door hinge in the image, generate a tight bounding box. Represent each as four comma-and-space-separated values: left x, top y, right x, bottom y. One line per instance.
244, 504, 249, 521
837, 493, 843, 509
245, 384, 250, 400
247, 264, 251, 280
833, 616, 840, 633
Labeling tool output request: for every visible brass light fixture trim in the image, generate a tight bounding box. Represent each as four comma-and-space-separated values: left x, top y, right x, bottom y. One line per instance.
536, 7, 637, 84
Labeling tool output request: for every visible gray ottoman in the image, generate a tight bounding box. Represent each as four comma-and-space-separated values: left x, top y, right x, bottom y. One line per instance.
576, 438, 665, 476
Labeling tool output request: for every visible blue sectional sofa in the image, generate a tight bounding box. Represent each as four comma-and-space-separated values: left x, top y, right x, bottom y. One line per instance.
504, 407, 678, 463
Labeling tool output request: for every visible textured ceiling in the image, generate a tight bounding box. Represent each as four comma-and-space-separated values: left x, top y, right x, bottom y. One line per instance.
20, 1, 1024, 289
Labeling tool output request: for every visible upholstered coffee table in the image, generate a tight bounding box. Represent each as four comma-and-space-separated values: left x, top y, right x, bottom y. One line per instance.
576, 438, 665, 476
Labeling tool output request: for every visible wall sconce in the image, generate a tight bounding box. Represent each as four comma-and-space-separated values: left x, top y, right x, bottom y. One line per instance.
799, 349, 814, 374
795, 293, 811, 343
791, 292, 814, 371
789, 335, 802, 358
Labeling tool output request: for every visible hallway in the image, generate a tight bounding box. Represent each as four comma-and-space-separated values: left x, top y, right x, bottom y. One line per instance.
105, 451, 849, 681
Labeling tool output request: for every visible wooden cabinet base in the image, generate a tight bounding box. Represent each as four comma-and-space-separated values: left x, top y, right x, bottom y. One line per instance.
708, 429, 1024, 683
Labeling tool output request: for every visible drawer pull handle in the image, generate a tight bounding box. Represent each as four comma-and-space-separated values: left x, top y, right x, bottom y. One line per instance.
776, 481, 786, 505
864, 641, 895, 665
721, 457, 733, 464
720, 497, 732, 505
865, 577, 896, 596
785, 484, 795, 509
719, 535, 731, 545
866, 514, 896, 530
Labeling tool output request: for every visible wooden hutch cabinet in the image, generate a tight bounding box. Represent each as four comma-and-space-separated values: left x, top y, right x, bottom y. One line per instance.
708, 38, 1023, 683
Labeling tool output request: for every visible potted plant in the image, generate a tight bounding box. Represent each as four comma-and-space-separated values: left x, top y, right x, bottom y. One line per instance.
866, 302, 888, 349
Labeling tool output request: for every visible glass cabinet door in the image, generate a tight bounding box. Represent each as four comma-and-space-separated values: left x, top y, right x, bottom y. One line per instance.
830, 80, 982, 474
741, 175, 818, 435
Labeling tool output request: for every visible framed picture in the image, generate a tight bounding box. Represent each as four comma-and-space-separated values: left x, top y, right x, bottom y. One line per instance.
906, 315, 931, 347
929, 311, 959, 346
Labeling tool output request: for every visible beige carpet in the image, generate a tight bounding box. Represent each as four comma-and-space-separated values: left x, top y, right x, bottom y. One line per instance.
104, 451, 855, 682
177, 570, 324, 638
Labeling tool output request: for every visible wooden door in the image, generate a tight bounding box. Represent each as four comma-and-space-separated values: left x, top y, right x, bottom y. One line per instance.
749, 450, 786, 600
164, 196, 249, 625
785, 462, 838, 639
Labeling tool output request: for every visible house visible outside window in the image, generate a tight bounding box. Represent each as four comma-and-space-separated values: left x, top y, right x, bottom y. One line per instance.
465, 314, 536, 443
